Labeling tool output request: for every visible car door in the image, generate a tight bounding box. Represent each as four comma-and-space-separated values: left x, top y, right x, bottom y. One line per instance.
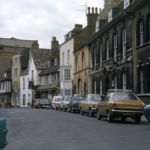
101, 94, 110, 116
84, 95, 90, 112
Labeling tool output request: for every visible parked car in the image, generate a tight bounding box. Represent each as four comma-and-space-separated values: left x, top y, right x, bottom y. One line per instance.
38, 99, 51, 109
0, 118, 8, 149
97, 89, 145, 123
51, 96, 62, 110
68, 94, 84, 113
33, 99, 41, 108
60, 96, 72, 111
144, 104, 150, 122
79, 94, 105, 117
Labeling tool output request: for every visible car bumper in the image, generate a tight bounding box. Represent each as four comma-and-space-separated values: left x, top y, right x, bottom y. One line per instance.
111, 109, 144, 117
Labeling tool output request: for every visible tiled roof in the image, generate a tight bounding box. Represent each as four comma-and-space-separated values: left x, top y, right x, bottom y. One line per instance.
39, 64, 59, 76
37, 83, 59, 91
31, 49, 51, 69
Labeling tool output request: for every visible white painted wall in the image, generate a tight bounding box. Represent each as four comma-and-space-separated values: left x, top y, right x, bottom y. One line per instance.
20, 75, 32, 107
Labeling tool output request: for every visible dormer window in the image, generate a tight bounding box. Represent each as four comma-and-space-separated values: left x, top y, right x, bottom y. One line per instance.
69, 32, 72, 39
64, 35, 68, 42
108, 9, 112, 22
54, 58, 57, 65
48, 61, 50, 67
124, 0, 130, 9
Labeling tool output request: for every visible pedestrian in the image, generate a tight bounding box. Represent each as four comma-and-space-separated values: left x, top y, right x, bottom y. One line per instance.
27, 100, 30, 108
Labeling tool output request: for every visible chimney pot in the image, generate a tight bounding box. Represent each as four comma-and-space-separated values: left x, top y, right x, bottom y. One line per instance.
92, 7, 94, 14
52, 37, 56, 41
95, 7, 98, 14
88, 7, 90, 14
99, 8, 102, 13
74, 24, 83, 30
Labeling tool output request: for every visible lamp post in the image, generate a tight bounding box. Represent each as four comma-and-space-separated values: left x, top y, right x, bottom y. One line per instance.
112, 60, 117, 88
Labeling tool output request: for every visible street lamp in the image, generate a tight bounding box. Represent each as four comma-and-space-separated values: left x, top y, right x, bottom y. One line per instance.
112, 60, 117, 88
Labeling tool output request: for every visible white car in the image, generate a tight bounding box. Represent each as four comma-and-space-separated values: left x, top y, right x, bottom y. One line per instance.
51, 96, 62, 110
60, 96, 72, 111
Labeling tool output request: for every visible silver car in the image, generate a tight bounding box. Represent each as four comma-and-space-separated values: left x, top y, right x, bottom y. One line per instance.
60, 96, 72, 111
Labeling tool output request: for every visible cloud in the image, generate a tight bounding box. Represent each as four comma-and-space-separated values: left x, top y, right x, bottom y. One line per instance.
0, 0, 104, 48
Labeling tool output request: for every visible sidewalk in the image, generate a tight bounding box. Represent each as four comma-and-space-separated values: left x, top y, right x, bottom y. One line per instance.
141, 115, 149, 123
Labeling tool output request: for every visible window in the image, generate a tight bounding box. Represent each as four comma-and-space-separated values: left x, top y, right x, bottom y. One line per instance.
64, 69, 71, 80
48, 61, 50, 67
76, 57, 78, 72
23, 94, 26, 105
78, 80, 82, 94
139, 20, 144, 45
65, 90, 71, 96
15, 81, 17, 90
108, 9, 112, 22
122, 29, 126, 58
123, 72, 126, 89
100, 44, 102, 68
54, 58, 57, 65
45, 75, 48, 82
63, 52, 64, 65
15, 57, 17, 64
15, 68, 17, 77
51, 73, 56, 82
106, 39, 109, 60
114, 34, 117, 61
31, 70, 34, 81
124, 0, 130, 9
23, 78, 25, 89
140, 68, 144, 94
82, 53, 85, 69
67, 50, 69, 64
84, 83, 87, 95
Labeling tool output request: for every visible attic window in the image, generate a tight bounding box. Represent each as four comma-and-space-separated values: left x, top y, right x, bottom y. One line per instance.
108, 9, 112, 22
48, 61, 50, 67
124, 0, 130, 9
54, 58, 57, 65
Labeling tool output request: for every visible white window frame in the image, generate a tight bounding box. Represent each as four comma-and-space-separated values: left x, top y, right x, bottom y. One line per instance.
124, 0, 130, 9
106, 39, 109, 60
114, 34, 117, 61
122, 29, 126, 58
65, 90, 71, 96
54, 58, 57, 65
64, 69, 71, 81
140, 20, 144, 45
123, 72, 126, 89
108, 9, 112, 22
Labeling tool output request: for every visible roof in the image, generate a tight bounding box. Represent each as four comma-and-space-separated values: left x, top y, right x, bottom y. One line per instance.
37, 83, 59, 91
31, 49, 51, 69
0, 68, 11, 81
39, 64, 59, 76
20, 68, 28, 76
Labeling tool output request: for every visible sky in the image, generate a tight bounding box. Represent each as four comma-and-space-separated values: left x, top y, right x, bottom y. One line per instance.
0, 0, 104, 49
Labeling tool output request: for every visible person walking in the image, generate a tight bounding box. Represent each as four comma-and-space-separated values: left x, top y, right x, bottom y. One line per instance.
27, 100, 30, 108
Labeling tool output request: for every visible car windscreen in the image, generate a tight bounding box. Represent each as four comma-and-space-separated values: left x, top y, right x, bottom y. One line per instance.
90, 95, 102, 101
40, 99, 49, 104
55, 98, 62, 102
113, 94, 139, 100
65, 97, 72, 101
73, 95, 84, 101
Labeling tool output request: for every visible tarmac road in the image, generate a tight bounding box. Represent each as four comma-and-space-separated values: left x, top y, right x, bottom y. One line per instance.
0, 108, 150, 150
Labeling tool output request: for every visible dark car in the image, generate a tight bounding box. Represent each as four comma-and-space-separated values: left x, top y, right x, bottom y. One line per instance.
0, 118, 8, 149
39, 99, 51, 109
68, 94, 84, 113
144, 104, 150, 122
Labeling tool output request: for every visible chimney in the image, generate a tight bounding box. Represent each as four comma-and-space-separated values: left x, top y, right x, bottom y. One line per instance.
51, 37, 59, 57
31, 40, 39, 50
86, 7, 100, 26
74, 24, 83, 30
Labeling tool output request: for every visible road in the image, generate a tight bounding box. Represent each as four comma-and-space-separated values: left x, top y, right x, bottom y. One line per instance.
0, 108, 150, 150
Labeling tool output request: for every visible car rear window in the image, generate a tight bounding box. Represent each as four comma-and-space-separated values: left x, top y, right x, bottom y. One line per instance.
113, 94, 139, 100
90, 95, 102, 101
55, 98, 62, 102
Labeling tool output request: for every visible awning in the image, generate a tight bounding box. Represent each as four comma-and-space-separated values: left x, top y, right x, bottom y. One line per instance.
37, 83, 59, 91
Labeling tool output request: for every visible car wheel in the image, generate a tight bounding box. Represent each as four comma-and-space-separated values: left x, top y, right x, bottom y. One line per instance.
89, 109, 93, 117
97, 111, 101, 120
121, 117, 126, 122
80, 108, 84, 115
107, 111, 112, 122
71, 108, 74, 113
135, 117, 141, 124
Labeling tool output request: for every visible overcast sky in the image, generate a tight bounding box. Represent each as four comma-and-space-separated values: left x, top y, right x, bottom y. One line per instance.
0, 0, 104, 48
